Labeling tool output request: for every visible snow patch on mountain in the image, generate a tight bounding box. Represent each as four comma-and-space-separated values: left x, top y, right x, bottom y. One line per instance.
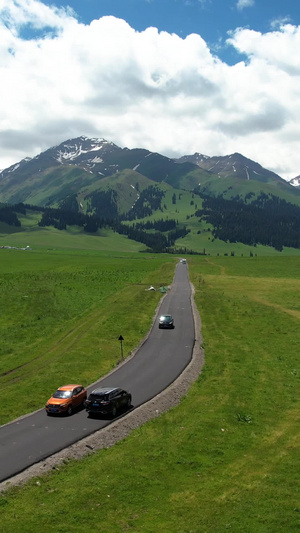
90, 157, 103, 164
289, 176, 300, 187
55, 137, 110, 164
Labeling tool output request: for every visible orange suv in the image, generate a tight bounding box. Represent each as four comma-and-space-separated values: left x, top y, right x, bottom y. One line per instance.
45, 384, 87, 416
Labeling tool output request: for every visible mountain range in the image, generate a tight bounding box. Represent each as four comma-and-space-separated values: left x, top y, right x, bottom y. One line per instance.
2, 136, 300, 253
0, 136, 300, 214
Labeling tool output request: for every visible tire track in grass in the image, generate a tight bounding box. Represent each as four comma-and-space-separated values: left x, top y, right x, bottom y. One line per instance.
204, 258, 227, 276
0, 307, 105, 383
252, 297, 300, 321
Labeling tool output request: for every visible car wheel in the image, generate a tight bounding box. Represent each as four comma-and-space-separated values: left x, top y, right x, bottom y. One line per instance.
111, 405, 117, 418
67, 405, 73, 416
127, 397, 132, 409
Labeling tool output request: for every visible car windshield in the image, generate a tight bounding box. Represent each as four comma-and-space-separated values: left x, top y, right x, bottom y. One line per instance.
53, 390, 72, 399
161, 316, 171, 321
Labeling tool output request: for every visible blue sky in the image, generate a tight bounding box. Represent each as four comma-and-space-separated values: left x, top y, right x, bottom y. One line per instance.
40, 0, 299, 63
1, 0, 300, 179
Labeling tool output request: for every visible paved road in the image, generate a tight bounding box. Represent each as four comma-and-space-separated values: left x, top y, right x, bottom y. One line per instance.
0, 262, 194, 482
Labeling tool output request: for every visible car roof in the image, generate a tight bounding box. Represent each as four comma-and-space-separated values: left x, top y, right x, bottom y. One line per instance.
57, 384, 83, 391
90, 387, 120, 395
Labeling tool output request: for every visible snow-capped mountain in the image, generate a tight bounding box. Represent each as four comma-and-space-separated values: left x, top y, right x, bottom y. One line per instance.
0, 136, 198, 206
52, 136, 118, 168
0, 136, 123, 181
0, 136, 299, 208
289, 176, 300, 188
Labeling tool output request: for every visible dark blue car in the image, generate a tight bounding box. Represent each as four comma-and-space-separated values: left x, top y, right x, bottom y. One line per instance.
159, 314, 175, 329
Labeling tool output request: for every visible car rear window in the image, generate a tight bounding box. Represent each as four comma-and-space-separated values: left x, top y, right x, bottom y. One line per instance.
89, 393, 109, 401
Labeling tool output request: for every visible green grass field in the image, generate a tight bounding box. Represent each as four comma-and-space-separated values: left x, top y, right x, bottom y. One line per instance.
1, 245, 300, 532
0, 248, 175, 424
0, 217, 146, 253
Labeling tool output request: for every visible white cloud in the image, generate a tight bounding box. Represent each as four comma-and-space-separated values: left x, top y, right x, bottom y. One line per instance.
236, 0, 255, 11
0, 0, 75, 31
270, 16, 292, 31
0, 0, 300, 180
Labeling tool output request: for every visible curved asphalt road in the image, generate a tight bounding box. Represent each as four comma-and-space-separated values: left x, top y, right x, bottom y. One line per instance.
0, 262, 194, 482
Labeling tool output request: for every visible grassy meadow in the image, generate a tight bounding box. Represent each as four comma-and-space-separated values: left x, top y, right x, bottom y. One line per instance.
1, 245, 300, 532
0, 248, 175, 424
3, 202, 300, 257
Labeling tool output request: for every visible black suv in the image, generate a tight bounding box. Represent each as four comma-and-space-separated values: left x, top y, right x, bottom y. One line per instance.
85, 387, 132, 417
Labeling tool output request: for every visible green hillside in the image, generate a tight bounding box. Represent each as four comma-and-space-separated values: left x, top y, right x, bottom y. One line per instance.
192, 172, 300, 205
80, 169, 159, 214
2, 193, 300, 256
0, 165, 97, 206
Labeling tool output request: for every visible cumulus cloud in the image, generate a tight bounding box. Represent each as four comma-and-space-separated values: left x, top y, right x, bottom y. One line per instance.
0, 0, 75, 32
0, 0, 300, 180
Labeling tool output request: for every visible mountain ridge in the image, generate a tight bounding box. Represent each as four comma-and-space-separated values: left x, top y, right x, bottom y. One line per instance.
1, 135, 297, 183
176, 152, 289, 185
0, 136, 299, 213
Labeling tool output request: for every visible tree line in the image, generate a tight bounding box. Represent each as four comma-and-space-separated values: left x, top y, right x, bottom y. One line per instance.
0, 202, 188, 252
195, 192, 300, 251
133, 219, 176, 231
0, 203, 25, 226
123, 185, 165, 220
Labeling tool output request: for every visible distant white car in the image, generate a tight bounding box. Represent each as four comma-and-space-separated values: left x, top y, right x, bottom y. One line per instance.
180, 258, 186, 264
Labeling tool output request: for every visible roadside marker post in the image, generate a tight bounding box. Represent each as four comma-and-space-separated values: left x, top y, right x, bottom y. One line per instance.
118, 335, 124, 360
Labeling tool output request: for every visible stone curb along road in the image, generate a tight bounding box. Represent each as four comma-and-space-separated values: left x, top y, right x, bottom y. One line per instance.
0, 264, 204, 492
